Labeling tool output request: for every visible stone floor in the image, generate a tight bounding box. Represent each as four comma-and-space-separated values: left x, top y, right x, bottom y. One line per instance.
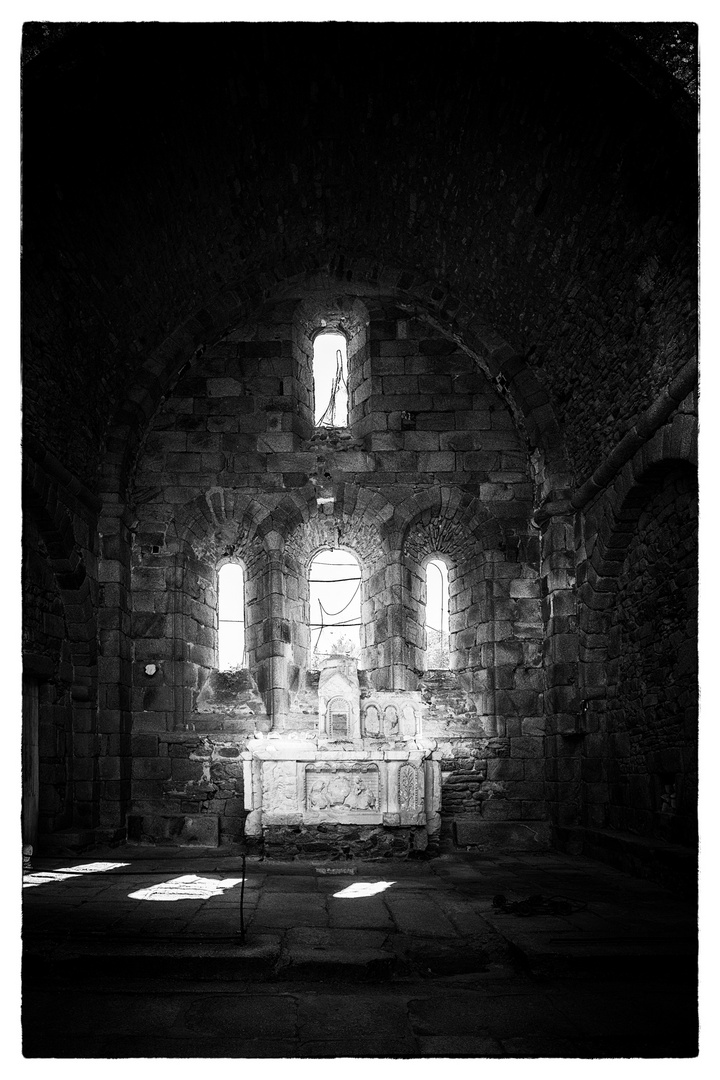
21, 846, 699, 1059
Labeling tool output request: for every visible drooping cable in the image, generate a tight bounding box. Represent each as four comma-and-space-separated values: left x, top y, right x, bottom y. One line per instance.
316, 348, 348, 428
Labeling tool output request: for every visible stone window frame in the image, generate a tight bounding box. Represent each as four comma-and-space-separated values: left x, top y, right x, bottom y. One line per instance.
291, 298, 369, 439
216, 555, 248, 672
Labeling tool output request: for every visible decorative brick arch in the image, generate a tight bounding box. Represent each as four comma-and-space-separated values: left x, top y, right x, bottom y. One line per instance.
251, 481, 395, 567
172, 489, 269, 564
397, 489, 505, 556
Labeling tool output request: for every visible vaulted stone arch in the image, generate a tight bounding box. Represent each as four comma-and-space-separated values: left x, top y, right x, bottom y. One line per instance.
99, 260, 573, 516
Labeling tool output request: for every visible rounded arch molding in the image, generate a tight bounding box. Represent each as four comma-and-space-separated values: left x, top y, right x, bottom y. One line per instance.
170, 480, 395, 568
172, 490, 270, 564
397, 487, 508, 563
578, 414, 698, 705
281, 482, 394, 572
100, 256, 571, 506
581, 414, 698, 592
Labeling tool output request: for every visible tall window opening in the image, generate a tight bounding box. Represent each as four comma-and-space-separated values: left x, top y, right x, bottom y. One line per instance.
313, 331, 348, 427
426, 557, 450, 669
309, 548, 361, 663
218, 562, 245, 671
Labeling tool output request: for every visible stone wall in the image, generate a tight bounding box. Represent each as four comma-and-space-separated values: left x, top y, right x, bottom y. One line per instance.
21, 25, 697, 868
23, 26, 695, 496
22, 450, 104, 839
125, 298, 543, 844
601, 463, 697, 843
555, 406, 699, 861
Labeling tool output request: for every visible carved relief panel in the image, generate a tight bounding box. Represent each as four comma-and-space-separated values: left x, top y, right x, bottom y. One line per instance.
360, 696, 420, 738
305, 762, 379, 814
398, 763, 419, 811
261, 761, 298, 813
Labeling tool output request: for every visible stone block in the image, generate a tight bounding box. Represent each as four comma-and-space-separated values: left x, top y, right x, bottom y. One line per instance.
174, 814, 219, 845
521, 716, 545, 736
486, 758, 523, 782
171, 759, 204, 781
132, 757, 172, 780
509, 578, 541, 599
510, 736, 545, 758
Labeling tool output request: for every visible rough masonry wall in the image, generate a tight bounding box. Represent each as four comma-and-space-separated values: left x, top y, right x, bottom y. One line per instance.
23, 25, 696, 496
602, 464, 698, 844
125, 300, 542, 843
22, 525, 73, 833
21, 25, 697, 862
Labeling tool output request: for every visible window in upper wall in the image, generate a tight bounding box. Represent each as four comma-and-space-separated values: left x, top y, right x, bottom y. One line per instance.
426, 557, 450, 669
218, 562, 245, 670
308, 547, 361, 663
313, 331, 348, 427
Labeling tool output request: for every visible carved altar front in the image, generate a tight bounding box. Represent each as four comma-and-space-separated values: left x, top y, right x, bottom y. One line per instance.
242, 656, 442, 849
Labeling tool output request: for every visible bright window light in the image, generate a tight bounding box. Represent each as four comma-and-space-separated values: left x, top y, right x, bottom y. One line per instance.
309, 548, 361, 662
426, 558, 450, 669
128, 874, 245, 902
333, 881, 395, 898
23, 861, 130, 888
218, 562, 245, 671
314, 331, 348, 427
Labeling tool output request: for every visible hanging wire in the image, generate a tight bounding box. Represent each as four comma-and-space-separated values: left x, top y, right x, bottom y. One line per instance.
312, 578, 361, 656
316, 348, 348, 428
318, 579, 361, 619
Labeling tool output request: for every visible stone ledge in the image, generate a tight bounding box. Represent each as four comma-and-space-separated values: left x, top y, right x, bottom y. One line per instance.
452, 818, 552, 851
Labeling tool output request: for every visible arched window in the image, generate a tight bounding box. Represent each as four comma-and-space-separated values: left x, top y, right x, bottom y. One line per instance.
313, 331, 348, 427
426, 557, 450, 669
308, 547, 361, 662
217, 562, 245, 671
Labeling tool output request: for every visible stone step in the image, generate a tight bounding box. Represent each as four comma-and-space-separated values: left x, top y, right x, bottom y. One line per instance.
481, 913, 697, 978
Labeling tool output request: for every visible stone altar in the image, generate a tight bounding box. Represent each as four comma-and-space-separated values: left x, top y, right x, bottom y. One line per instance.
242, 656, 442, 850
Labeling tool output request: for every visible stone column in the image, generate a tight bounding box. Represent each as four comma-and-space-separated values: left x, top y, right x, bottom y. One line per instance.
261, 531, 291, 729
386, 548, 413, 691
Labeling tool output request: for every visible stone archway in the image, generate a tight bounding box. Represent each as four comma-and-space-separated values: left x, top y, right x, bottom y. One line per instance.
577, 419, 698, 847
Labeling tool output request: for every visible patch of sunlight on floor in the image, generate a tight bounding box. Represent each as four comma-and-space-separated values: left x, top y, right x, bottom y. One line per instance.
128, 874, 245, 902
23, 861, 130, 888
333, 881, 395, 898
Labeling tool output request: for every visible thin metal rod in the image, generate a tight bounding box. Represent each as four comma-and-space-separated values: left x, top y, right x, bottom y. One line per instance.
239, 851, 246, 944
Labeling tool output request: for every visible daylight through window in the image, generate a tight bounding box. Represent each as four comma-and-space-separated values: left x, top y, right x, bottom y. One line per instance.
309, 548, 361, 662
426, 558, 450, 669
313, 331, 348, 427
218, 562, 245, 670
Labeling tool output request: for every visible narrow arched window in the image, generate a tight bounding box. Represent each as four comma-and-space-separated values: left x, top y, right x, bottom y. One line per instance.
218, 562, 245, 671
426, 557, 450, 669
309, 547, 361, 663
313, 331, 348, 427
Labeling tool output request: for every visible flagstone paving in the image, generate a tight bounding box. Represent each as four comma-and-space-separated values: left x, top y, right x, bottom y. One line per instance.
21, 848, 699, 1058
